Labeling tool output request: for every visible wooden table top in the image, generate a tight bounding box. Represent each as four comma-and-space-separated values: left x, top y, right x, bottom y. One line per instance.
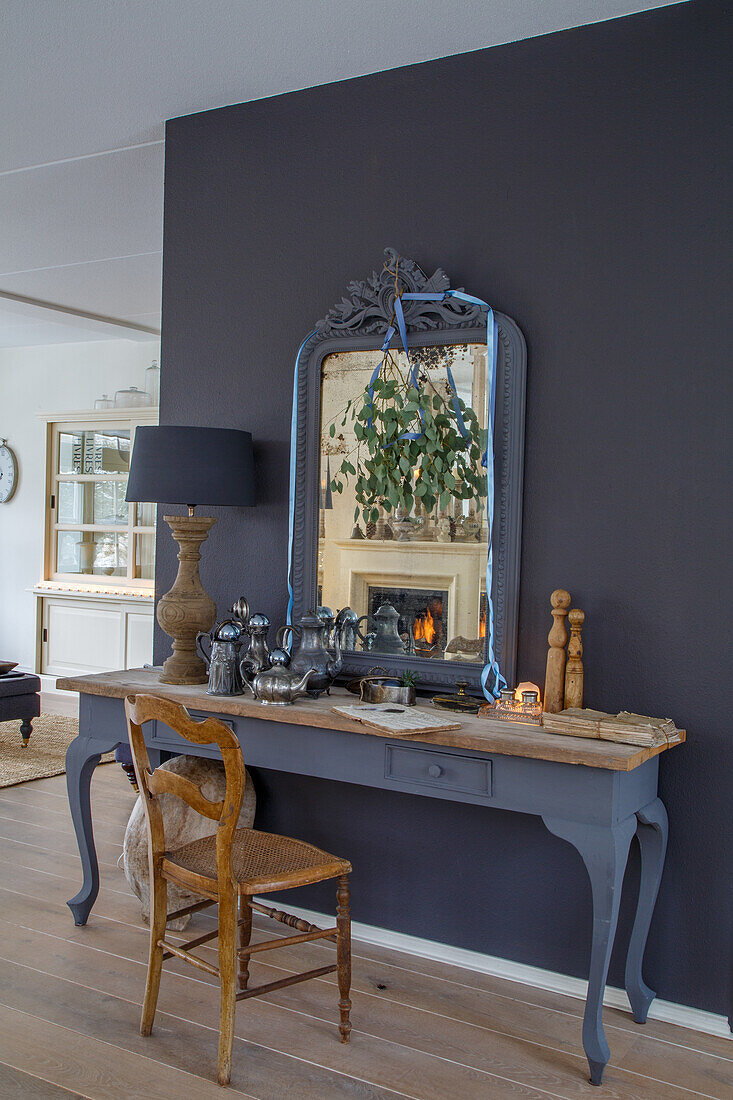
57, 667, 686, 772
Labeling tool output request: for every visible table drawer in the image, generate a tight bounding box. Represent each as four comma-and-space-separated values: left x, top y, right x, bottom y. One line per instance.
149, 712, 236, 754
384, 744, 492, 797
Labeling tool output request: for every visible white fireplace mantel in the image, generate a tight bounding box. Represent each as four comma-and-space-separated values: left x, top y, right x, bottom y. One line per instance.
323, 538, 486, 641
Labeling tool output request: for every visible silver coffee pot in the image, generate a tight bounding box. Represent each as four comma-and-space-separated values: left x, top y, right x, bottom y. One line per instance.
370, 602, 406, 654
334, 607, 368, 651
276, 611, 342, 696
316, 605, 336, 647
240, 612, 272, 681
197, 618, 246, 696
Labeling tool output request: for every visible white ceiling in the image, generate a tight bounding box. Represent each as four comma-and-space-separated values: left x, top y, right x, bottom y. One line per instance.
0, 0, 682, 348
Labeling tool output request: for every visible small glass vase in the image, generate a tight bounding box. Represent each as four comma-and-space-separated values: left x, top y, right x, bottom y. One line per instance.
145, 360, 160, 405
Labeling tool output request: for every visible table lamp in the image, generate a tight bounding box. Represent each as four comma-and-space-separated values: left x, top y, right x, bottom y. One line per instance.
126, 425, 255, 684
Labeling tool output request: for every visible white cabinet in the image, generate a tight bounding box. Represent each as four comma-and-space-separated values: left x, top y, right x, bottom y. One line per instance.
125, 610, 155, 669
39, 592, 154, 677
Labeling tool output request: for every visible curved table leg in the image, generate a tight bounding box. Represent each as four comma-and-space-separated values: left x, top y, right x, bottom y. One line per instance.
543, 814, 636, 1086
625, 798, 669, 1023
66, 733, 121, 926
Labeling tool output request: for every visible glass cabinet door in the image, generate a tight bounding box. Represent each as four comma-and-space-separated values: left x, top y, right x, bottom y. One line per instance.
49, 419, 155, 588
57, 429, 130, 474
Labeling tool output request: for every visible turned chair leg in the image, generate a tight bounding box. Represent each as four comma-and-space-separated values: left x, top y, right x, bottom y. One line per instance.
336, 873, 352, 1043
238, 894, 252, 991
141, 870, 167, 1036
217, 888, 238, 1087
120, 761, 139, 791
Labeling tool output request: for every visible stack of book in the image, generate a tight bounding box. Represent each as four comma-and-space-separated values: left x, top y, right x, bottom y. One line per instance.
541, 708, 680, 747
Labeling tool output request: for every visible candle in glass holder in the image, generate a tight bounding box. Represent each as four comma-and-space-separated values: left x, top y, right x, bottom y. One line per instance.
479, 684, 541, 724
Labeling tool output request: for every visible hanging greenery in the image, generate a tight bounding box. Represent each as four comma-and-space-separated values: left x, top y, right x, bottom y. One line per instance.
328, 346, 488, 526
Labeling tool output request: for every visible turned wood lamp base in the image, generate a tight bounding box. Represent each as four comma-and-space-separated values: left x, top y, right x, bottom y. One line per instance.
156, 514, 218, 685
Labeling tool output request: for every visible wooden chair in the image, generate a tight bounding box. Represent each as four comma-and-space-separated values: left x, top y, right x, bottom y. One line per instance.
125, 693, 352, 1086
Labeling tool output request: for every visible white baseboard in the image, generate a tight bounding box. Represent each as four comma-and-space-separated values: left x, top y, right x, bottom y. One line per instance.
40, 692, 79, 717
39, 674, 79, 717
255, 897, 731, 1042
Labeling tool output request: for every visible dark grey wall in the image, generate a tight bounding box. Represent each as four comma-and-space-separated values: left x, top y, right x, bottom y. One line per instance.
158, 1, 732, 1016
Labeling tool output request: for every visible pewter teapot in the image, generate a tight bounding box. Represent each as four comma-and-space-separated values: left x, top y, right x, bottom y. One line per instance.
242, 649, 318, 705
276, 611, 342, 696
197, 618, 246, 696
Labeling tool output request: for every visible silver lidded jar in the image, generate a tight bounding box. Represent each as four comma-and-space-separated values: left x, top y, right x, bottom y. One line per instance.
197, 618, 246, 696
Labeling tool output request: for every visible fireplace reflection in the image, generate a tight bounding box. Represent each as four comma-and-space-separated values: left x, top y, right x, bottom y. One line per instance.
367, 587, 448, 658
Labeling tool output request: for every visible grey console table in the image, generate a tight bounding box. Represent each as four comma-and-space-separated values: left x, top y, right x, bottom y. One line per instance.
58, 668, 685, 1086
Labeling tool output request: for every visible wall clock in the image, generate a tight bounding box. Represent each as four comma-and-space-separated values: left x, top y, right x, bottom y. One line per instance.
0, 439, 18, 503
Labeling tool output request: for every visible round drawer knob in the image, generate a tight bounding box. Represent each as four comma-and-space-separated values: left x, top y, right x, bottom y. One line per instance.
427, 764, 443, 778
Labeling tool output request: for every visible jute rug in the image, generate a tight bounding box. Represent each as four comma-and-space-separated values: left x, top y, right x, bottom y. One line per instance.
0, 714, 114, 788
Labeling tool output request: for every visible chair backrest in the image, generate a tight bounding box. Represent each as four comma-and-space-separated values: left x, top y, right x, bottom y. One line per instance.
125, 694, 246, 884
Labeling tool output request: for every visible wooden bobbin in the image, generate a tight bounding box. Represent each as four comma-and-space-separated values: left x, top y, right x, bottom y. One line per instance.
564, 608, 585, 710
543, 589, 571, 714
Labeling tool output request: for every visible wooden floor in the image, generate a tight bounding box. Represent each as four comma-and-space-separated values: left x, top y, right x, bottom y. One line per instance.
0, 768, 730, 1099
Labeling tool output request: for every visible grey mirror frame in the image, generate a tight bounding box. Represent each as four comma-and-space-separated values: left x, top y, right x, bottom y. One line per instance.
289, 248, 526, 693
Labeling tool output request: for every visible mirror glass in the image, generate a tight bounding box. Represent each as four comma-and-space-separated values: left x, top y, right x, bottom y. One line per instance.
318, 343, 490, 664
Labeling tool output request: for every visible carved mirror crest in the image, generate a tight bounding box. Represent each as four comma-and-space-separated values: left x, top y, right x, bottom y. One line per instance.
288, 248, 526, 693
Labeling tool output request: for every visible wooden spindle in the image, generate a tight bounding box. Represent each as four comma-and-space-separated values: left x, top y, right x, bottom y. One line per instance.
544, 589, 571, 713
564, 608, 585, 710
252, 899, 321, 933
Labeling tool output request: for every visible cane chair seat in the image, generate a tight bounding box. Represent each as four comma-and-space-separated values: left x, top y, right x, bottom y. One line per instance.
163, 827, 351, 895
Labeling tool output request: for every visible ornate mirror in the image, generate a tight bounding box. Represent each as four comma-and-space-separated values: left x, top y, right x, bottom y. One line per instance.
288, 249, 526, 693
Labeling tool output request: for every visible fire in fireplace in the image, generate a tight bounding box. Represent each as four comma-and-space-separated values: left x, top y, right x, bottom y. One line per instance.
413, 606, 437, 645
368, 586, 448, 656
479, 592, 487, 638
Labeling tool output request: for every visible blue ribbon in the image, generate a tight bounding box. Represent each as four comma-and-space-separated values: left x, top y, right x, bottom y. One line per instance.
399, 290, 505, 699
286, 329, 318, 624
479, 306, 503, 697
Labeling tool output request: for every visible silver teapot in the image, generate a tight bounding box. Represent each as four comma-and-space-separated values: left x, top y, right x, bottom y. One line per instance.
197, 618, 246, 696
276, 611, 342, 696
242, 649, 318, 705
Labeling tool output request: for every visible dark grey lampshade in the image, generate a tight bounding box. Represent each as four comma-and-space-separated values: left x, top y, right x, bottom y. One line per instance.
126, 426, 255, 507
